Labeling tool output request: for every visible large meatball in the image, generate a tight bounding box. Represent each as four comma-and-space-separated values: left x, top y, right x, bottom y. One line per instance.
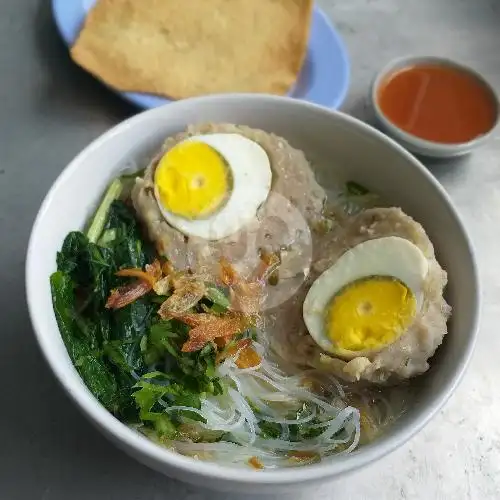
267, 207, 451, 385
132, 123, 325, 282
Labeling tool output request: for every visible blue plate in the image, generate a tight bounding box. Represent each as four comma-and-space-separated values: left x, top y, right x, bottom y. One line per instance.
52, 0, 350, 109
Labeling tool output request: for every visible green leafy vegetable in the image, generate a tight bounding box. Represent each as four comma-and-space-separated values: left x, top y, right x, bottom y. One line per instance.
153, 414, 178, 438
98, 229, 117, 247
133, 372, 205, 424
205, 286, 231, 309
258, 421, 282, 439
340, 181, 379, 216
50, 200, 158, 420
255, 403, 326, 442
133, 372, 174, 416
50, 271, 118, 412
56, 231, 88, 282
144, 319, 222, 395
51, 195, 233, 444
105, 200, 156, 269
289, 404, 326, 441
345, 181, 370, 196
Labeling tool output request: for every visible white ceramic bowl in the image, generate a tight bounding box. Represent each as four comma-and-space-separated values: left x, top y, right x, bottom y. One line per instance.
26, 95, 479, 494
371, 55, 499, 158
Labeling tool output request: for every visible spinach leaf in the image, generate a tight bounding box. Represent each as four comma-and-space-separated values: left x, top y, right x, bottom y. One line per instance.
53, 201, 159, 419
56, 231, 93, 287
112, 298, 155, 343
50, 271, 118, 412
105, 201, 155, 269
101, 289, 157, 418
74, 314, 100, 351
53, 196, 228, 436
86, 243, 115, 303
106, 298, 155, 375
104, 341, 143, 375
56, 231, 115, 308
56, 201, 151, 301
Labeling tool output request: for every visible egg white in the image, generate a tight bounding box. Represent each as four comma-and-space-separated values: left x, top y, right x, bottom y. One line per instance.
154, 133, 272, 241
303, 236, 429, 355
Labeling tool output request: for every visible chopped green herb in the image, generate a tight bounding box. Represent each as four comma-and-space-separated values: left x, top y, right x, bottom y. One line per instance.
205, 286, 231, 309
346, 181, 370, 196
258, 421, 282, 439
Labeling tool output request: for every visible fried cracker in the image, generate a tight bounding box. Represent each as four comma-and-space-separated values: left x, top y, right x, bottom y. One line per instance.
70, 0, 313, 99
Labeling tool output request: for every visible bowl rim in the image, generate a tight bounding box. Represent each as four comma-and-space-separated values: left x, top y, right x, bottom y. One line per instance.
370, 55, 500, 153
25, 93, 480, 486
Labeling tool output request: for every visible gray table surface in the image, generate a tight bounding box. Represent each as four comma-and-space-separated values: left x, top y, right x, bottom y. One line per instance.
2, 0, 499, 499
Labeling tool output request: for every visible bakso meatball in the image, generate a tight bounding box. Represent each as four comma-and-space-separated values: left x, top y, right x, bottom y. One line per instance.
268, 207, 451, 385
132, 123, 325, 281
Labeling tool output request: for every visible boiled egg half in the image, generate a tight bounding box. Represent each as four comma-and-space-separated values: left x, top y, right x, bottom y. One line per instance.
154, 133, 272, 240
303, 236, 429, 358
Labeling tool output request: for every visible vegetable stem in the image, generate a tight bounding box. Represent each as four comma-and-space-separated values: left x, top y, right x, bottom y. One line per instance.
98, 229, 117, 247
86, 179, 123, 244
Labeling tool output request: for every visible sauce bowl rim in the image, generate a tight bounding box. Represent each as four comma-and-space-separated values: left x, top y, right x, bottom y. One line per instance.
371, 55, 500, 152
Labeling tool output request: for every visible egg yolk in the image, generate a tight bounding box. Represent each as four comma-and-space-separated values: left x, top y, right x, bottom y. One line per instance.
326, 277, 417, 352
154, 141, 230, 219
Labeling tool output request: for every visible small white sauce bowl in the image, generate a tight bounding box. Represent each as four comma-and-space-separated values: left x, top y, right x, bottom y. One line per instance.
371, 55, 499, 158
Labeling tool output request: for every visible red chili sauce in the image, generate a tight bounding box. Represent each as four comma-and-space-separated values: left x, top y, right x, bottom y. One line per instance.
377, 64, 497, 144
